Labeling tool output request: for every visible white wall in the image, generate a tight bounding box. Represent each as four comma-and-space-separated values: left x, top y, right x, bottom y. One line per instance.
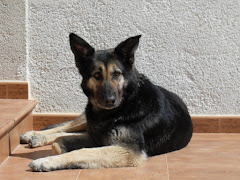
0, 0, 27, 80
1, 0, 240, 115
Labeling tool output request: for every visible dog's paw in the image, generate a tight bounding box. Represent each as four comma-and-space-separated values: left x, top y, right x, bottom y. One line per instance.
20, 131, 37, 144
29, 134, 47, 148
29, 158, 53, 172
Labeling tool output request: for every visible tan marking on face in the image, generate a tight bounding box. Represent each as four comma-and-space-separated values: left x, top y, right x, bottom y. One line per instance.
107, 61, 123, 86
87, 62, 106, 99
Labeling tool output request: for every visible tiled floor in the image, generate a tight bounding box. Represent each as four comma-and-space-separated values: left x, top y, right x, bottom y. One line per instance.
0, 133, 239, 180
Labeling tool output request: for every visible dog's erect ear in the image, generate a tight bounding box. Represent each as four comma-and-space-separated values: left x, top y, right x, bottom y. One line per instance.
115, 35, 141, 65
69, 33, 95, 59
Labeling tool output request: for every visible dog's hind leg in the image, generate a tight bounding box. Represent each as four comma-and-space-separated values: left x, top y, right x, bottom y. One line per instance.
21, 112, 87, 146
29, 145, 147, 171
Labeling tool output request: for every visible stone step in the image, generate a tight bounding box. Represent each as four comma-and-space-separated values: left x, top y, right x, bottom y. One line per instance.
0, 99, 37, 165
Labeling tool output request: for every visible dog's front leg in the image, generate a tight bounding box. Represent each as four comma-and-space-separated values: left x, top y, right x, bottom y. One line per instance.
29, 145, 147, 171
28, 132, 83, 148
21, 112, 87, 146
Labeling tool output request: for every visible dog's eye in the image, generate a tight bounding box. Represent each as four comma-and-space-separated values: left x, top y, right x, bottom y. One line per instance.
93, 72, 102, 80
113, 72, 121, 78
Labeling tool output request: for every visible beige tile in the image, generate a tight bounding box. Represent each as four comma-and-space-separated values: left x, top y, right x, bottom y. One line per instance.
0, 143, 80, 180
167, 135, 240, 180
0, 165, 80, 180
5, 146, 53, 167
0, 134, 9, 165
79, 155, 168, 180
192, 133, 240, 141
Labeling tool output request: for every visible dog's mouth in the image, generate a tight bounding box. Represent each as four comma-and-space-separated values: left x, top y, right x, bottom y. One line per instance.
96, 101, 120, 110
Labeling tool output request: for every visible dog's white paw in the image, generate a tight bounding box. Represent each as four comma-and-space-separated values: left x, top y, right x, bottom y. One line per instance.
29, 134, 47, 148
20, 131, 37, 144
29, 158, 53, 172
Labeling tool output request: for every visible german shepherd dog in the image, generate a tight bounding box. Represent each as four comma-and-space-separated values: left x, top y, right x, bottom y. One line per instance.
21, 34, 193, 172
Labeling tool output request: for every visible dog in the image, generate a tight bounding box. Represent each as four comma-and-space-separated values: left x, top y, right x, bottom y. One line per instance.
21, 34, 193, 172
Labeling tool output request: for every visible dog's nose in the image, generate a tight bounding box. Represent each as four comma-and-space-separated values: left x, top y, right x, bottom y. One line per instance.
105, 96, 116, 105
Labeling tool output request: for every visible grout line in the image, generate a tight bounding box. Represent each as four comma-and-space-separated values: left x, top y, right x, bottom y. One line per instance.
0, 156, 10, 168
76, 169, 81, 180
11, 144, 21, 154
165, 154, 170, 180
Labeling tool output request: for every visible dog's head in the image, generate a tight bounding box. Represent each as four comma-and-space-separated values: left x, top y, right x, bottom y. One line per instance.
69, 33, 141, 110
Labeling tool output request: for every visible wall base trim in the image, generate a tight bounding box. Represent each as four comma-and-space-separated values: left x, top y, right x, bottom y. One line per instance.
0, 81, 28, 99
33, 113, 240, 133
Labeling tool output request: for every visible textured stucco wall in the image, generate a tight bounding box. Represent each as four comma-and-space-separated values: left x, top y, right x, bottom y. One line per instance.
2, 0, 240, 114
0, 0, 27, 80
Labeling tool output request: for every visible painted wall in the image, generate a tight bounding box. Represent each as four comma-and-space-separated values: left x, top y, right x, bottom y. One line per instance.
1, 0, 240, 115
0, 0, 27, 80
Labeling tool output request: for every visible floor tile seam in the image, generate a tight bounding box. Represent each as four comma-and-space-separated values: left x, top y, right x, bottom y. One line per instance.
0, 156, 11, 169
165, 154, 170, 180
76, 169, 81, 180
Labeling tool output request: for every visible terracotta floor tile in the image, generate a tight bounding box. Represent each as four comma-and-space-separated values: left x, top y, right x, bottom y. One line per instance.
4, 147, 53, 166
1, 134, 240, 179
0, 165, 80, 180
167, 136, 240, 180
79, 155, 168, 180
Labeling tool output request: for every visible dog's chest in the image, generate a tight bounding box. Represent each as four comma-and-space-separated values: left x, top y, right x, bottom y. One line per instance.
87, 118, 127, 146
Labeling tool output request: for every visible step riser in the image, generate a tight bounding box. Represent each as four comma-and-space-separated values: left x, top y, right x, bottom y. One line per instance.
0, 82, 28, 99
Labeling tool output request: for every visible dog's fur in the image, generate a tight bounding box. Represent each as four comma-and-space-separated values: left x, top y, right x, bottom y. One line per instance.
21, 34, 193, 172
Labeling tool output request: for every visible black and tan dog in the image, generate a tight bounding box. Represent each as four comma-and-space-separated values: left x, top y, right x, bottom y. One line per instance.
21, 34, 193, 171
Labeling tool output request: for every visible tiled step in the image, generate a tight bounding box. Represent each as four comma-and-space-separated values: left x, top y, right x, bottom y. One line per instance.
0, 134, 239, 179
0, 99, 37, 165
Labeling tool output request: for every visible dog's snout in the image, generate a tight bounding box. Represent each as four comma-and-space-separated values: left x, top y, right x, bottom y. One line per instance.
105, 95, 116, 105
99, 81, 118, 107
